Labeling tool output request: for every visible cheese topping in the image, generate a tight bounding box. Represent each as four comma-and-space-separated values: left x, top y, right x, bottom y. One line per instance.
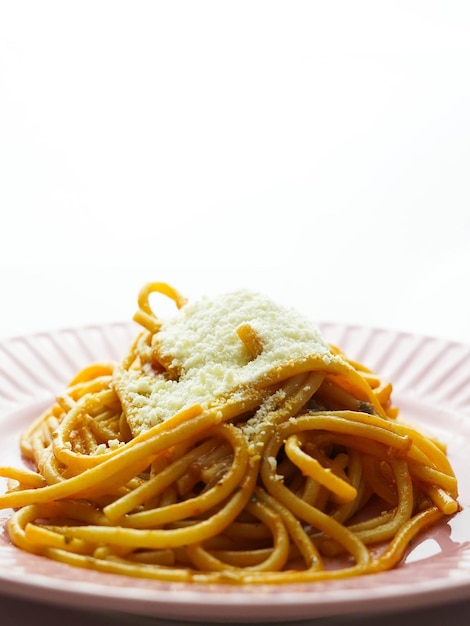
114, 290, 335, 436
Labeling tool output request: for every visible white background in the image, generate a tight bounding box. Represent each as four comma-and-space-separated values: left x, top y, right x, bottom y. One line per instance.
1, 1, 470, 344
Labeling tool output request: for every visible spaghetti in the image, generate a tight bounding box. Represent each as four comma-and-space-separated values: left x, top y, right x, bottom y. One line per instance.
0, 282, 459, 584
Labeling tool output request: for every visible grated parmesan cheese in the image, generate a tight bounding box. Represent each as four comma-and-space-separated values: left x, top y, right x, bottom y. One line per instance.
115, 290, 336, 436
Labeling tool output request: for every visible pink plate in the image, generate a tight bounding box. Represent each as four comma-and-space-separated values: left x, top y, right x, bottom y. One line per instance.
0, 321, 470, 623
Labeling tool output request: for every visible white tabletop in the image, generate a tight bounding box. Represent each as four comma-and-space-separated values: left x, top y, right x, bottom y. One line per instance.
1, 2, 470, 624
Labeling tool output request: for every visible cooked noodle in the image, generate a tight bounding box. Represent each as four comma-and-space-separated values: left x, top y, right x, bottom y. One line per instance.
0, 282, 459, 584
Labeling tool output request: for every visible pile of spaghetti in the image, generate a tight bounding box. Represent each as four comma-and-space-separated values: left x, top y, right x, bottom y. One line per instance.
0, 282, 459, 584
